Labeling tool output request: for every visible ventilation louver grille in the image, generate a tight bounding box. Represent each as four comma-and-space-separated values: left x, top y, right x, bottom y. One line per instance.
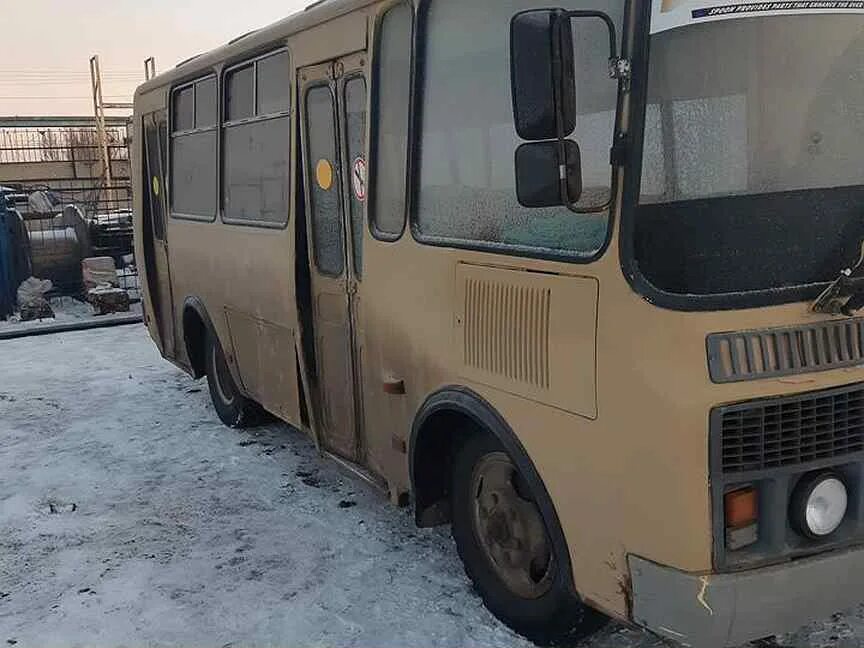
463, 278, 551, 390
718, 384, 864, 474
708, 319, 864, 383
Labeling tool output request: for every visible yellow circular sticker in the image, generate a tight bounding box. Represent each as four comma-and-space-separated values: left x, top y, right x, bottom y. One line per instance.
315, 159, 334, 191
152, 175, 160, 197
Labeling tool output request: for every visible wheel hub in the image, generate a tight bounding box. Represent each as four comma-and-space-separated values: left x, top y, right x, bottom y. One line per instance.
471, 452, 554, 599
487, 511, 513, 545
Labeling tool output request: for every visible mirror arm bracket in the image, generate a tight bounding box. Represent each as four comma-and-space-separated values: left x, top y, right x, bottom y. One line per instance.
560, 132, 628, 214
561, 9, 631, 89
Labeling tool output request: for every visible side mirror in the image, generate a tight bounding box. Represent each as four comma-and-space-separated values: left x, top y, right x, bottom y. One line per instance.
515, 140, 582, 208
511, 8, 624, 213
510, 9, 575, 142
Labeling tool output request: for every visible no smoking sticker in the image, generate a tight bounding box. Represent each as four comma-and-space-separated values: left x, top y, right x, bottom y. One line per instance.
352, 156, 367, 202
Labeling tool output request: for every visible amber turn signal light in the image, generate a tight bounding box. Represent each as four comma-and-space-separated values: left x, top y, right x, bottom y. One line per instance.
725, 487, 758, 529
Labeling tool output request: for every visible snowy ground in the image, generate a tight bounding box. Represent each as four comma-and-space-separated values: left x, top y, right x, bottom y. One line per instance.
1, 325, 863, 648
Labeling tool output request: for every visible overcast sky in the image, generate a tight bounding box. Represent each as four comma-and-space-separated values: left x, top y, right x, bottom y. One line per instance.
1, 0, 310, 116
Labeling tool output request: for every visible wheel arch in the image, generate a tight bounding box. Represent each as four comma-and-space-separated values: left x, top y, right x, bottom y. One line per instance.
409, 385, 578, 598
181, 296, 217, 379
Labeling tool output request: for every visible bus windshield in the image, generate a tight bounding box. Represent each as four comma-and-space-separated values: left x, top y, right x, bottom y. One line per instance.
634, 14, 864, 300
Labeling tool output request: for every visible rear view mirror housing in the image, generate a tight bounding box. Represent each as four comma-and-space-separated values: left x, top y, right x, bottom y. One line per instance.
510, 9, 575, 142
510, 7, 626, 213
515, 140, 582, 208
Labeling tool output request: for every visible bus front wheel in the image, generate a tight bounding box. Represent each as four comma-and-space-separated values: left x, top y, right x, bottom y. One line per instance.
450, 434, 605, 644
205, 332, 255, 428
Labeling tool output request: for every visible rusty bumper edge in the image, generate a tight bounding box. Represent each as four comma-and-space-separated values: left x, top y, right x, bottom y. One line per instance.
628, 548, 864, 647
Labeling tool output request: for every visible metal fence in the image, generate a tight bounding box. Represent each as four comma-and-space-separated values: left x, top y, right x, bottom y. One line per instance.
0, 126, 128, 164
19, 182, 132, 220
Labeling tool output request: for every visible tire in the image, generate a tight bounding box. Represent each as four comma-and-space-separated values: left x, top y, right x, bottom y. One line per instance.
451, 434, 606, 645
205, 331, 256, 428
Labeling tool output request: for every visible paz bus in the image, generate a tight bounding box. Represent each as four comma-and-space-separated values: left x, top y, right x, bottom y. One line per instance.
133, 0, 864, 644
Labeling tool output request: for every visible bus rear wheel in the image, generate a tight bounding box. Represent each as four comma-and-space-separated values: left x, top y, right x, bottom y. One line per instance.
450, 434, 605, 645
205, 332, 255, 428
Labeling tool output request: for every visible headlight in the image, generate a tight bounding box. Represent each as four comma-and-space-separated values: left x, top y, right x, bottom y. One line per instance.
791, 472, 848, 539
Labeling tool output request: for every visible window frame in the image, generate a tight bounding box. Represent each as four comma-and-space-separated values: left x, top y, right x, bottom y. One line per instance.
408, 0, 626, 264
368, 0, 415, 243
169, 73, 219, 222
221, 47, 293, 229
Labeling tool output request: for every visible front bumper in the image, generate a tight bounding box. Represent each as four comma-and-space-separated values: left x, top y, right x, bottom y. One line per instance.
629, 548, 864, 646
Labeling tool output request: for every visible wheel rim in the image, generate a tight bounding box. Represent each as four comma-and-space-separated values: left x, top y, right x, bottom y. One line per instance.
470, 452, 555, 600
211, 343, 236, 406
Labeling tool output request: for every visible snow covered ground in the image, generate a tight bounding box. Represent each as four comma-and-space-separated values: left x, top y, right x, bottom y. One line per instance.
1, 324, 863, 648
0, 297, 94, 328
0, 297, 142, 334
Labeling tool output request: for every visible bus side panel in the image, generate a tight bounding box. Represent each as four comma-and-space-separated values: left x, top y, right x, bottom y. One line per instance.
165, 219, 303, 428
453, 263, 598, 419
359, 227, 637, 618
225, 307, 300, 422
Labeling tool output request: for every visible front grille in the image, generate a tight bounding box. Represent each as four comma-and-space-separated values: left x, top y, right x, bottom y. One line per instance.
707, 318, 864, 383
718, 384, 864, 474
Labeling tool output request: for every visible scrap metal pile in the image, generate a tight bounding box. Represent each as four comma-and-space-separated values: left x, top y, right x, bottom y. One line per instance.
0, 186, 137, 321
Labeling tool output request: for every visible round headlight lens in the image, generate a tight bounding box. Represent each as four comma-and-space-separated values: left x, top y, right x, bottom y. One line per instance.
792, 473, 848, 538
806, 477, 848, 536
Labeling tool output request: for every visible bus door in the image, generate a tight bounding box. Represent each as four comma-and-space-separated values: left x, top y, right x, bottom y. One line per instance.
299, 53, 367, 463
142, 110, 175, 356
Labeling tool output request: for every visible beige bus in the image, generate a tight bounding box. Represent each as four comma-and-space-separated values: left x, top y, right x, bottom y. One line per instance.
133, 0, 864, 644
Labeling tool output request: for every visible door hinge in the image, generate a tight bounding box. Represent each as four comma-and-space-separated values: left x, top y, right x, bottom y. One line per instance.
347, 279, 359, 296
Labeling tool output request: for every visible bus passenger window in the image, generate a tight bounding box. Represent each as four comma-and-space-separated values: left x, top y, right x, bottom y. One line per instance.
226, 64, 254, 122
257, 51, 291, 116
194, 78, 217, 128
370, 2, 412, 240
170, 77, 218, 219
414, 0, 623, 258
223, 50, 291, 226
172, 86, 194, 132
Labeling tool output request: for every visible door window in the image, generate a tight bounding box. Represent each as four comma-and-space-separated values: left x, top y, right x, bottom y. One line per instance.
344, 77, 367, 277
305, 86, 344, 276
144, 113, 167, 241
